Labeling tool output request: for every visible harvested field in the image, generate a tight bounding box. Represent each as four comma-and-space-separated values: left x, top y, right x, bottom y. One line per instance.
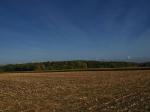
0, 70, 150, 112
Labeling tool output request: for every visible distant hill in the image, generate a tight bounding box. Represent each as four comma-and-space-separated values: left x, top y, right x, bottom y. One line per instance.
125, 57, 150, 63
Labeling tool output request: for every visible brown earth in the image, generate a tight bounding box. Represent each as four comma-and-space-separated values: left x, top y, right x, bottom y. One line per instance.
0, 70, 150, 112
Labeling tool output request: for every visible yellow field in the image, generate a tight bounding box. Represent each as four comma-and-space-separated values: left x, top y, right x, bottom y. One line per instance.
0, 70, 150, 112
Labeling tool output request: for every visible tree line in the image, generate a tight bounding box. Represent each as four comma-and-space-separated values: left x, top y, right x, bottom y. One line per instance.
0, 60, 150, 72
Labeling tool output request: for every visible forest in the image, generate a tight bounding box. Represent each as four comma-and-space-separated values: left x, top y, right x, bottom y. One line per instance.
0, 61, 150, 72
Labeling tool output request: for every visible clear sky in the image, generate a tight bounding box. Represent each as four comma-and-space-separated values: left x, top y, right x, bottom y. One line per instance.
0, 0, 150, 64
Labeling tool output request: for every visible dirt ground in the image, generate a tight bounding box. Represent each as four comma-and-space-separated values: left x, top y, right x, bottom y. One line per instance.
0, 70, 150, 112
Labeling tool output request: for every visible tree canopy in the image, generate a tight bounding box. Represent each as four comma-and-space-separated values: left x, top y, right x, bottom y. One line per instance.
0, 61, 149, 72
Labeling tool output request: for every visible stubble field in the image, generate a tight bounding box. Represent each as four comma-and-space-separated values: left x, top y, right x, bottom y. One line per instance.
0, 70, 150, 112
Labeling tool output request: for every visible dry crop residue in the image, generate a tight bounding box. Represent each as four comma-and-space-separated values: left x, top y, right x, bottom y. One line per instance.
0, 71, 150, 112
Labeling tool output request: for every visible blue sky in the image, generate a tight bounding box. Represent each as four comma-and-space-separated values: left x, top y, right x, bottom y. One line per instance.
0, 0, 150, 64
